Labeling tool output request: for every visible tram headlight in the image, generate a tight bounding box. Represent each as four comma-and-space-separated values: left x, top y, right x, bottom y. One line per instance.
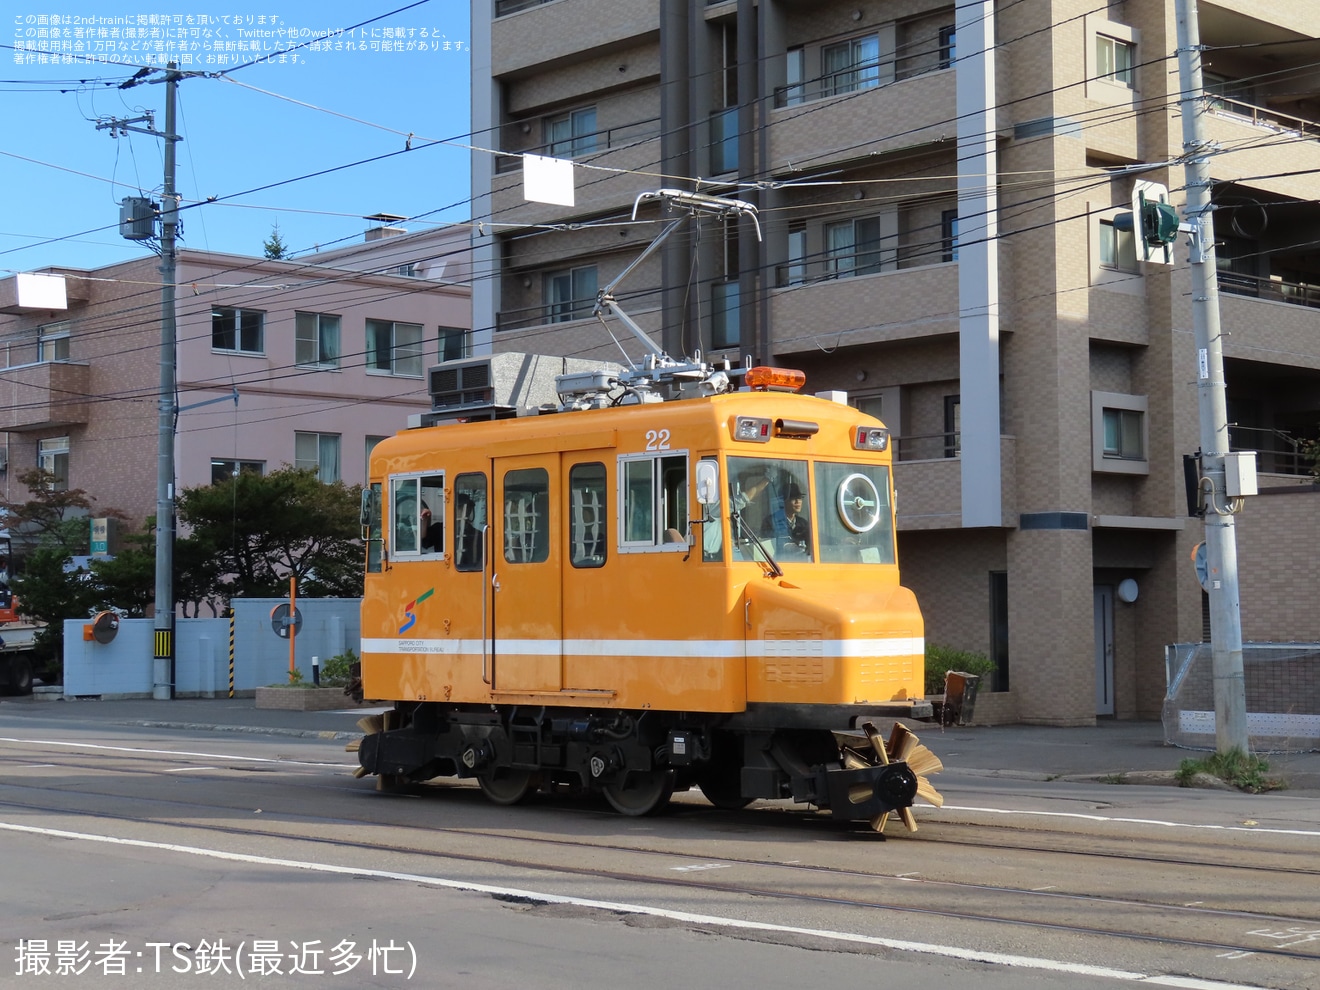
853, 426, 890, 451
734, 416, 773, 442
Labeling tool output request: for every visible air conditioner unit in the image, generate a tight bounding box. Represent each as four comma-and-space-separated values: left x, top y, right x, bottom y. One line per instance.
422, 353, 622, 425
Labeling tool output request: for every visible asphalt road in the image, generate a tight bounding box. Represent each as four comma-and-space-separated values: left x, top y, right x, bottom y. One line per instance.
1, 714, 1317, 990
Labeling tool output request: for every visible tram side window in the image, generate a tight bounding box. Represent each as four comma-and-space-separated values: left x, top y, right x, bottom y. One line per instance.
568, 462, 607, 568
364, 482, 383, 573
619, 452, 688, 551
390, 473, 445, 558
504, 467, 549, 563
454, 472, 487, 572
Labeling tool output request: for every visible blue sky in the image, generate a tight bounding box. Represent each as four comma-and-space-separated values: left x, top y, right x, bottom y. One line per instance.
3, 0, 472, 274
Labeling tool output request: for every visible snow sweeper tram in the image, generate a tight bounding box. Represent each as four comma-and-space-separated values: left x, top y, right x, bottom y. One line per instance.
352, 190, 944, 832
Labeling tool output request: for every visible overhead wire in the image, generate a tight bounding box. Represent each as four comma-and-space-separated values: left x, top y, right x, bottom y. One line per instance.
5, 3, 1314, 435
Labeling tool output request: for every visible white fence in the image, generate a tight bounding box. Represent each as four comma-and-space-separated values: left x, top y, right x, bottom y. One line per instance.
1163, 642, 1320, 753
62, 598, 360, 698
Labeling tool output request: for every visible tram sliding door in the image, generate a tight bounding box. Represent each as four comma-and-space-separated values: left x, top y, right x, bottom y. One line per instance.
491, 455, 562, 693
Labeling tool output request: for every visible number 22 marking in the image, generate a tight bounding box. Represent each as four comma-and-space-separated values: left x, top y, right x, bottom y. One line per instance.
645, 429, 671, 451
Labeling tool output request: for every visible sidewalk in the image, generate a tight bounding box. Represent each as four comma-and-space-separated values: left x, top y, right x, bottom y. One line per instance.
2, 695, 1318, 795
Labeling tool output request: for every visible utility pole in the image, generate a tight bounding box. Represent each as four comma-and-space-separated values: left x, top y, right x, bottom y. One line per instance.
1174, 1, 1249, 754
105, 63, 182, 700
154, 64, 181, 700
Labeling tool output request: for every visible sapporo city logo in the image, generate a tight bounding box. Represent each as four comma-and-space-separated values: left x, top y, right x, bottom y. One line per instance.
398, 588, 435, 634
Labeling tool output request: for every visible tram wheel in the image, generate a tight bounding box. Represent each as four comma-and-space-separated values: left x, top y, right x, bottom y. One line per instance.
603, 769, 675, 817
697, 759, 752, 810
478, 767, 537, 806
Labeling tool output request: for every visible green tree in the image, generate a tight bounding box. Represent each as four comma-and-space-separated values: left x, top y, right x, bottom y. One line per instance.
89, 519, 157, 617
176, 466, 363, 605
0, 469, 119, 680
262, 222, 289, 260
1301, 428, 1320, 481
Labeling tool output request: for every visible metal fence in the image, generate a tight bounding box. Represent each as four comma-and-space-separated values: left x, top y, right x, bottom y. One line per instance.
62, 598, 360, 698
1163, 642, 1320, 753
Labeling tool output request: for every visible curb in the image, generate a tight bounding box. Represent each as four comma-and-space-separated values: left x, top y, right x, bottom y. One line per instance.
111, 719, 360, 743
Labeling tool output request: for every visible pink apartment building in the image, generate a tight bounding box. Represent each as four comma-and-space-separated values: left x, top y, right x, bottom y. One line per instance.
0, 221, 471, 534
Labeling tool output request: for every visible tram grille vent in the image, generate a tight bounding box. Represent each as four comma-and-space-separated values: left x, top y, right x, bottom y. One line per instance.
421, 352, 625, 426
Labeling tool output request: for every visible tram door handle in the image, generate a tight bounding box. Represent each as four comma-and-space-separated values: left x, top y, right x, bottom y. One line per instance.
745, 599, 751, 628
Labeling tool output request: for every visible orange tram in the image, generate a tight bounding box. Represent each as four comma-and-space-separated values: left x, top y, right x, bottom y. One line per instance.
354, 350, 945, 832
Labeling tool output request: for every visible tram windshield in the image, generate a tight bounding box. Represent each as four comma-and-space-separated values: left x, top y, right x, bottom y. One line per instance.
726, 456, 895, 565
813, 461, 894, 564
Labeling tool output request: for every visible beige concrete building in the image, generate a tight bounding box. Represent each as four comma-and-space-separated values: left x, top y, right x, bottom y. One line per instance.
471, 0, 1320, 724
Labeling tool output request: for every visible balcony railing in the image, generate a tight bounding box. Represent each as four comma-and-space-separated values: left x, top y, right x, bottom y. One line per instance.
495, 0, 557, 16
495, 116, 662, 173
774, 238, 952, 287
1206, 96, 1320, 144
893, 432, 959, 462
1228, 426, 1315, 477
1218, 270, 1320, 308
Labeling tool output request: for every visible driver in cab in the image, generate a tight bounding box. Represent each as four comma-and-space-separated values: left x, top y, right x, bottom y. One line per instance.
765, 483, 810, 551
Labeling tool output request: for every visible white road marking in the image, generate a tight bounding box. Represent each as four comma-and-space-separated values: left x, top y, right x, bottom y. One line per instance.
670, 863, 731, 873
933, 804, 1320, 838
0, 736, 349, 769
0, 819, 1276, 990
163, 767, 221, 773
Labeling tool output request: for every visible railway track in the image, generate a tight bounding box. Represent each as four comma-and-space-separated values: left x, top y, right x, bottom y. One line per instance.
3, 736, 1318, 983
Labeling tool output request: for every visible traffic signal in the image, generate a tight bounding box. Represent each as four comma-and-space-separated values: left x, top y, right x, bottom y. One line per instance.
1141, 198, 1180, 247
1112, 182, 1181, 264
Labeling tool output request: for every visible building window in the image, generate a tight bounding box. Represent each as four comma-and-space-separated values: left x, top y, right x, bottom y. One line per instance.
212, 307, 264, 354
944, 395, 961, 458
38, 322, 71, 362
295, 431, 341, 482
823, 34, 880, 96
545, 265, 598, 323
941, 209, 960, 262
1091, 391, 1149, 474
365, 319, 423, 377
709, 108, 739, 174
1102, 408, 1144, 459
38, 436, 69, 490
785, 46, 805, 105
210, 459, 263, 485
546, 106, 597, 158
365, 435, 386, 477
295, 312, 340, 368
1100, 218, 1138, 270
619, 452, 688, 551
568, 462, 607, 568
1096, 35, 1134, 88
711, 280, 740, 350
825, 216, 883, 277
938, 25, 956, 69
437, 327, 469, 363
786, 223, 807, 285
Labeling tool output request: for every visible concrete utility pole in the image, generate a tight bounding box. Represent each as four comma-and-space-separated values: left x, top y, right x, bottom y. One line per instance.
107, 63, 182, 700
1174, 1, 1249, 754
154, 64, 181, 700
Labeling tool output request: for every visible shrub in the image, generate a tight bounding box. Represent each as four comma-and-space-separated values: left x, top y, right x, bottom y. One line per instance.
1175, 750, 1285, 793
320, 648, 358, 687
924, 644, 997, 695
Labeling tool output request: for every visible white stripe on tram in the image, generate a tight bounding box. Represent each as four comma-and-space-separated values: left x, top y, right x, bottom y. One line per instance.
360, 637, 925, 658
